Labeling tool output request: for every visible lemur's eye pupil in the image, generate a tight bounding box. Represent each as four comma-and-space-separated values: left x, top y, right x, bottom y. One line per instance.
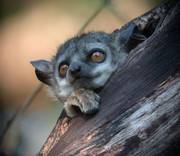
59, 64, 68, 77
90, 51, 105, 63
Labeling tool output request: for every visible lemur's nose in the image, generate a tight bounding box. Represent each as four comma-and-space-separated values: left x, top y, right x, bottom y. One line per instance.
69, 63, 81, 76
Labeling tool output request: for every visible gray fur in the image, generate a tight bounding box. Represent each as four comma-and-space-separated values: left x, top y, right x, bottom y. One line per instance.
50, 32, 128, 101
31, 23, 142, 117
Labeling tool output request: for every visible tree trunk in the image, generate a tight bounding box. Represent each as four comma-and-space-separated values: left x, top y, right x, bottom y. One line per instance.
38, 1, 180, 156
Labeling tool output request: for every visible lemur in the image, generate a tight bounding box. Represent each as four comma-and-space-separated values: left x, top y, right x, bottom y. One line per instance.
31, 13, 159, 117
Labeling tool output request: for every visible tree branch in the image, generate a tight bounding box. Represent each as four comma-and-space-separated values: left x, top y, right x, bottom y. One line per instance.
38, 1, 180, 155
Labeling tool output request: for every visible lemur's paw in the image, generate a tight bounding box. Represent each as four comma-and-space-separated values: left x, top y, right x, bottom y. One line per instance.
64, 89, 100, 118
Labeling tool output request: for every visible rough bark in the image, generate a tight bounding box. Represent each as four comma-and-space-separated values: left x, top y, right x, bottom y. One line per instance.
38, 1, 180, 156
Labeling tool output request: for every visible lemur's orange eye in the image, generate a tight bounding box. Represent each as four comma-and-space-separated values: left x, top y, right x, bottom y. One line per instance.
59, 64, 68, 77
90, 51, 105, 63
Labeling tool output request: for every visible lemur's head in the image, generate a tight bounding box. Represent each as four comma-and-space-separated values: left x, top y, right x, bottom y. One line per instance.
31, 23, 143, 101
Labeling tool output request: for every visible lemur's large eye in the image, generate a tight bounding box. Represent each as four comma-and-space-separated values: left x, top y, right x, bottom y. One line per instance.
59, 64, 69, 77
90, 51, 105, 63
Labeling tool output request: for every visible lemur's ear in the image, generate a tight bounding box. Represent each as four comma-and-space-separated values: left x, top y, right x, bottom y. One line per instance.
31, 60, 53, 85
111, 22, 146, 53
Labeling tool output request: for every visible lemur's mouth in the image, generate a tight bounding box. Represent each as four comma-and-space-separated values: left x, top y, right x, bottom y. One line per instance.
69, 75, 94, 84
69, 76, 80, 84
69, 77, 76, 84
68, 71, 83, 84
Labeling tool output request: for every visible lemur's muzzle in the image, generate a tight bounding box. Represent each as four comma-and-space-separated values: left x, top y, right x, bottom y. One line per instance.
69, 63, 81, 76
68, 63, 82, 84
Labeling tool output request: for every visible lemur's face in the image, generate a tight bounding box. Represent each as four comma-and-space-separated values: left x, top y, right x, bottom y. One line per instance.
55, 47, 112, 96
53, 32, 120, 99
31, 31, 129, 101
31, 23, 144, 116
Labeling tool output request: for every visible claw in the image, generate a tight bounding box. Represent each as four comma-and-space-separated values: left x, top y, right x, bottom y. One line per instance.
64, 89, 100, 117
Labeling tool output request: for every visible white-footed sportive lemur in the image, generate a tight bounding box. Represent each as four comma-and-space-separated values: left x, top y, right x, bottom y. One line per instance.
31, 22, 148, 118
